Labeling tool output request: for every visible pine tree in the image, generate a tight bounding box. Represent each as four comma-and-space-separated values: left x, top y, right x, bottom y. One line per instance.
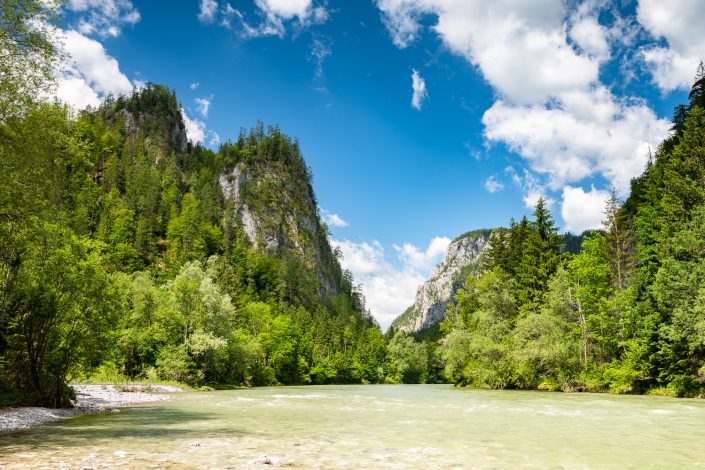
506, 216, 530, 276
688, 61, 705, 109
517, 198, 564, 310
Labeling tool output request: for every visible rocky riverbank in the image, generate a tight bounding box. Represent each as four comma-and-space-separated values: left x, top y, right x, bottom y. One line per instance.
0, 384, 185, 433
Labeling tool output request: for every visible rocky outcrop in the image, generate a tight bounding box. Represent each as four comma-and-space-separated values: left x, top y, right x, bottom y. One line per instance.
219, 165, 259, 244
218, 161, 339, 298
391, 230, 492, 333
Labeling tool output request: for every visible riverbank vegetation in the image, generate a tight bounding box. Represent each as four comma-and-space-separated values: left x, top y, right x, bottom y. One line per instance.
435, 65, 705, 397
0, 91, 393, 406
2, 1, 705, 407
0, 1, 389, 407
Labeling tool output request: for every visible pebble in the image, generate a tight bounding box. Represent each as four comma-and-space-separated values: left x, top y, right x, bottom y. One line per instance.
250, 455, 280, 465
0, 384, 185, 433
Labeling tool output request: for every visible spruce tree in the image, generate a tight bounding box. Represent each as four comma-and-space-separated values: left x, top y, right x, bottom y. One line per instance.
688, 61, 705, 110
516, 198, 563, 310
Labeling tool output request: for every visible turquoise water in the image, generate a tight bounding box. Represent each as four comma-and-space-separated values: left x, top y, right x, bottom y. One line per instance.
1, 385, 704, 468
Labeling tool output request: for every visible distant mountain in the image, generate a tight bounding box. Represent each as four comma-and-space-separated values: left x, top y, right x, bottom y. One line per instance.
390, 229, 492, 333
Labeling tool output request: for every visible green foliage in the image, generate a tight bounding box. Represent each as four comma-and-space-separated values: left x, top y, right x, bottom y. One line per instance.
387, 332, 429, 383
0, 85, 390, 405
436, 68, 705, 397
0, 0, 61, 121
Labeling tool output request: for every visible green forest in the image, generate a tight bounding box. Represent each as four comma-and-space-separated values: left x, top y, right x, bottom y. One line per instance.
435, 65, 705, 398
3, 0, 705, 408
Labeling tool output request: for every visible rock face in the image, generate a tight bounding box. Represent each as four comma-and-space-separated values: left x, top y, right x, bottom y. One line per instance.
217, 153, 340, 299
391, 230, 492, 333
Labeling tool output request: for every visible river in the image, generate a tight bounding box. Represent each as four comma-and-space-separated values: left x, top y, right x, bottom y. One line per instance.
1, 384, 704, 468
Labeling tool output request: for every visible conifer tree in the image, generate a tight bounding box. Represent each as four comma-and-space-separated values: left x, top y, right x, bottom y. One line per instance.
603, 191, 635, 290
688, 61, 705, 109
516, 198, 563, 309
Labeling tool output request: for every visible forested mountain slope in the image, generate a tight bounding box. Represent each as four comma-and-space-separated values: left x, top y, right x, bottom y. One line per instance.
389, 229, 589, 335
390, 230, 491, 334
0, 85, 386, 406
435, 67, 705, 397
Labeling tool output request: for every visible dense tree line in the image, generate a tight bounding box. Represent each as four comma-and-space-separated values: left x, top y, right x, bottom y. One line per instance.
436, 67, 705, 397
3, 1, 705, 407
0, 86, 398, 406
0, 2, 442, 406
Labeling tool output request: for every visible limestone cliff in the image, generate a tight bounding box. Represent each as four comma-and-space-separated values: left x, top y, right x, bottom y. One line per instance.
391, 230, 492, 333
217, 125, 342, 299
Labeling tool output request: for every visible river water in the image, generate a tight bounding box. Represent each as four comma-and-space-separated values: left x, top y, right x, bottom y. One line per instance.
1, 384, 704, 468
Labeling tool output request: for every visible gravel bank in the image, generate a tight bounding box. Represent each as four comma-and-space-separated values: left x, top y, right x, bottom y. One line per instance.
0, 384, 185, 433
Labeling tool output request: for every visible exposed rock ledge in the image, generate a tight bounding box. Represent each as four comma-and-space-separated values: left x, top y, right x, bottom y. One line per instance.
0, 384, 184, 433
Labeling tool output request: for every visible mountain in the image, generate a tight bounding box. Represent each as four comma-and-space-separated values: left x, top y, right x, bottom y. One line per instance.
391, 229, 492, 333
217, 126, 343, 301
0, 84, 386, 406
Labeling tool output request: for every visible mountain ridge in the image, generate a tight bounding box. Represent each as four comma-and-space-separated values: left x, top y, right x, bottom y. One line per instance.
391, 229, 493, 333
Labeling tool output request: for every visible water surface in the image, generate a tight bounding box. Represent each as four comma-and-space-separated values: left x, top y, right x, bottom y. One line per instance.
1, 385, 704, 468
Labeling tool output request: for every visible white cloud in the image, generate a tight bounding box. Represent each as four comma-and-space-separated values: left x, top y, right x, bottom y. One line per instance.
195, 96, 212, 117
190, 82, 200, 90
411, 69, 428, 110
333, 237, 449, 329
637, 0, 705, 92
67, 0, 140, 37
55, 76, 101, 109
561, 185, 610, 233
505, 166, 553, 208
219, 0, 328, 38
322, 210, 349, 228
182, 108, 206, 144
53, 28, 133, 109
181, 108, 220, 147
198, 0, 218, 23
376, 0, 600, 105
569, 12, 610, 62
641, 47, 699, 92
484, 175, 504, 193
310, 38, 332, 79
256, 0, 312, 20
483, 88, 670, 194
375, 0, 672, 205
394, 236, 450, 271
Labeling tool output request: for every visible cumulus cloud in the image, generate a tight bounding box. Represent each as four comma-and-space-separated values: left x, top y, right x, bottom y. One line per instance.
375, 0, 672, 205
410, 69, 428, 110
66, 0, 140, 37
569, 7, 610, 62
332, 237, 450, 329
637, 0, 705, 92
53, 28, 133, 109
483, 87, 670, 194
195, 96, 213, 117
394, 236, 450, 271
321, 209, 349, 228
190, 82, 200, 90
484, 175, 504, 193
182, 108, 206, 143
561, 185, 610, 233
376, 0, 599, 105
182, 108, 220, 147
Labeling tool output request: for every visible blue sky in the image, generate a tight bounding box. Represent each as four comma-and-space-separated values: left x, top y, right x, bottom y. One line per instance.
53, 0, 704, 328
